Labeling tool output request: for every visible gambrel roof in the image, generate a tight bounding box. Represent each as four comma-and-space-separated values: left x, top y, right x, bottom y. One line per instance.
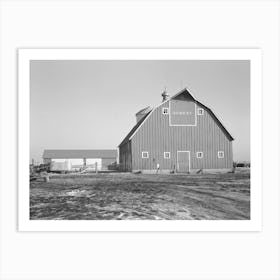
118, 110, 152, 147
118, 88, 234, 147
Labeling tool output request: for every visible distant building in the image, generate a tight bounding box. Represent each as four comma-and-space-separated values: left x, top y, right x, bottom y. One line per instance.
119, 88, 234, 173
43, 149, 117, 171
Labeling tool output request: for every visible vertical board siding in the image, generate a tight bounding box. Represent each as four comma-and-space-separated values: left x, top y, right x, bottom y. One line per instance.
119, 141, 132, 171
131, 100, 233, 171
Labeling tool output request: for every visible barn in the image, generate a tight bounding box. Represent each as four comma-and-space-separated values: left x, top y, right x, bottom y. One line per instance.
119, 88, 234, 173
42, 149, 118, 171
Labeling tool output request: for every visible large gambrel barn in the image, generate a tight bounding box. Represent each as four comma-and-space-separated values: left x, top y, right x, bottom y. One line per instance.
119, 88, 234, 173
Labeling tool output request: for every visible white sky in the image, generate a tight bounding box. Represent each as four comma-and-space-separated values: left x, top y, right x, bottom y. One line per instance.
30, 60, 250, 163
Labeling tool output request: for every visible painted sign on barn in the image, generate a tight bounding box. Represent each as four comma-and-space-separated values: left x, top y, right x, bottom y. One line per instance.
170, 99, 196, 126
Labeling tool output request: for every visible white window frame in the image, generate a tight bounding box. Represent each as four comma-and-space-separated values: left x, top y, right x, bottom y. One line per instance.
164, 152, 171, 159
142, 151, 149, 159
162, 107, 169, 115
196, 152, 203, 158
197, 108, 204, 115
218, 151, 224, 158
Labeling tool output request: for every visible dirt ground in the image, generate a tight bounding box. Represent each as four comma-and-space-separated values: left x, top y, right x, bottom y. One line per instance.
30, 169, 250, 220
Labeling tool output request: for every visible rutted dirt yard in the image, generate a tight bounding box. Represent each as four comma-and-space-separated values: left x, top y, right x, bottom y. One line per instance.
30, 169, 250, 220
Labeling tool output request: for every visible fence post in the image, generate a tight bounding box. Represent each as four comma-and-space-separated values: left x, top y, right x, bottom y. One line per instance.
95, 162, 98, 174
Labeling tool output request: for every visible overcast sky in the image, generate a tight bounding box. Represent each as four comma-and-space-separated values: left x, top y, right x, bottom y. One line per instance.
30, 60, 250, 163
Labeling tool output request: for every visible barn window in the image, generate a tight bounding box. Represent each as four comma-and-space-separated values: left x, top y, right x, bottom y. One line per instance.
196, 152, 203, 158
218, 151, 224, 158
164, 152, 170, 159
142, 151, 149, 159
162, 107, 169, 115
197, 108, 204, 115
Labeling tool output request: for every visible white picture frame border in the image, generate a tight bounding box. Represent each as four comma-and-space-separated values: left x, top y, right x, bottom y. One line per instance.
18, 48, 262, 232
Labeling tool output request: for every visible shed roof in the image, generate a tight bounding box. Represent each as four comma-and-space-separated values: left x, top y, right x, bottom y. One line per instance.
43, 149, 118, 159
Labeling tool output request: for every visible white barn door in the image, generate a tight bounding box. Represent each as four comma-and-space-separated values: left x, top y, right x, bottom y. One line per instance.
177, 151, 190, 173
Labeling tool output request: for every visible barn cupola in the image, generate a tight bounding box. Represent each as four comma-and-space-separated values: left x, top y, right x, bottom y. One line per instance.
161, 89, 169, 102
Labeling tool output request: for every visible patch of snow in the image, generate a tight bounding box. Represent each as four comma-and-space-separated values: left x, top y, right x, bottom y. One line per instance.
65, 189, 89, 196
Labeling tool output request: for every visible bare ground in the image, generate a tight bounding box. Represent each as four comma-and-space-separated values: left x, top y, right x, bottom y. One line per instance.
30, 169, 250, 220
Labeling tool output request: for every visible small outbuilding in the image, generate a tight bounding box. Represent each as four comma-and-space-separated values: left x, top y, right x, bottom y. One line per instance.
43, 149, 118, 172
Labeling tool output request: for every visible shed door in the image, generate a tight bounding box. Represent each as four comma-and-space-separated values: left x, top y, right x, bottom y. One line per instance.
177, 151, 190, 173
